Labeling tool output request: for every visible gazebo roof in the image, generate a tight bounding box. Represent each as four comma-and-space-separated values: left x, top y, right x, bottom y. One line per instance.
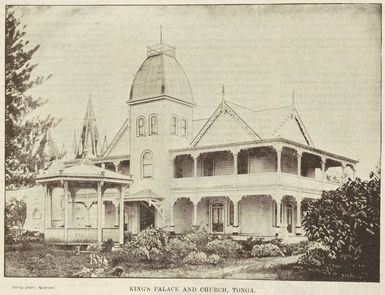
35, 161, 131, 184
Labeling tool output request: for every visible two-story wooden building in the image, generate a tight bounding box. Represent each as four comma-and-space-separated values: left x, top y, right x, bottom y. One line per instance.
32, 41, 357, 244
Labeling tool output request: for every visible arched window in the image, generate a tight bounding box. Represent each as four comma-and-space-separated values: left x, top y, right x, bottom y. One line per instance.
142, 151, 153, 178
181, 118, 187, 137
171, 115, 178, 135
149, 114, 158, 135
137, 116, 145, 136
32, 208, 42, 220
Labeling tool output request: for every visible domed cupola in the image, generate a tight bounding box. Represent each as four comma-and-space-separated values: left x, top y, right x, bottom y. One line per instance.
129, 42, 195, 105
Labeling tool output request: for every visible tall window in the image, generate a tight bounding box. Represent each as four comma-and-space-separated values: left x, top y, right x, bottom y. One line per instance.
181, 118, 187, 137
142, 151, 153, 178
137, 116, 145, 136
149, 114, 158, 135
171, 115, 177, 135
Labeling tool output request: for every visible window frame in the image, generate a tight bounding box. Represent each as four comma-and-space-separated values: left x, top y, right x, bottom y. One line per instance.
181, 117, 188, 137
170, 115, 178, 135
141, 150, 153, 179
136, 116, 146, 137
149, 114, 158, 135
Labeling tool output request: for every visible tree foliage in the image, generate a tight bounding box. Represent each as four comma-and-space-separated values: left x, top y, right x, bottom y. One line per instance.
302, 173, 380, 281
5, 198, 27, 245
5, 7, 58, 189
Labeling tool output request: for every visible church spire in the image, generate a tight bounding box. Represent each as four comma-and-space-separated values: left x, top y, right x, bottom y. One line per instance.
78, 98, 100, 158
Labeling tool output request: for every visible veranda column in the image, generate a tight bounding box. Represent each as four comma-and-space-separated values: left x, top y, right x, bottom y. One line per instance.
119, 185, 125, 244
295, 194, 303, 235
231, 149, 239, 175
231, 195, 242, 234
321, 157, 326, 181
170, 198, 175, 228
193, 153, 198, 178
275, 145, 283, 173
341, 163, 346, 183
297, 151, 302, 176
272, 194, 283, 237
192, 197, 199, 228
112, 199, 119, 227
97, 182, 103, 245
63, 181, 69, 243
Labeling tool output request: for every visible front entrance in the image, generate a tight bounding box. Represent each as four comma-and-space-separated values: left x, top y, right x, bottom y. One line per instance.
211, 202, 224, 233
286, 203, 293, 233
139, 201, 155, 231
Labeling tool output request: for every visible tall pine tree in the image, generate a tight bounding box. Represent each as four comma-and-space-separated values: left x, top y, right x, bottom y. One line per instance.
5, 7, 59, 189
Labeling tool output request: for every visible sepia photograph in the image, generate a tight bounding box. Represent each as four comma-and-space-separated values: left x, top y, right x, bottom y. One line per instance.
2, 2, 382, 289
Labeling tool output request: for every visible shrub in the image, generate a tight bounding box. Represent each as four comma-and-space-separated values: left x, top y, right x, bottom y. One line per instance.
182, 251, 208, 265
124, 227, 169, 262
207, 254, 222, 265
302, 174, 380, 281
236, 237, 265, 258
183, 229, 215, 252
251, 243, 284, 258
165, 237, 196, 263
101, 238, 114, 253
205, 238, 240, 259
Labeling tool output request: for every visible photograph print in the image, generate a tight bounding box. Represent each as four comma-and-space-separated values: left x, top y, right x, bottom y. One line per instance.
4, 3, 381, 282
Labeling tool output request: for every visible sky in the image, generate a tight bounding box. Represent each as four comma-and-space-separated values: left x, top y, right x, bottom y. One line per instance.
14, 4, 381, 178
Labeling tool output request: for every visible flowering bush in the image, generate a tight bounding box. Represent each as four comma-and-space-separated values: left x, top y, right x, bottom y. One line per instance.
207, 254, 222, 265
182, 251, 208, 265
124, 227, 169, 262
205, 238, 240, 259
251, 243, 284, 258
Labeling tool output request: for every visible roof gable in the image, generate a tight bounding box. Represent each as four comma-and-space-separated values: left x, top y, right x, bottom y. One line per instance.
104, 119, 130, 157
191, 102, 261, 146
225, 101, 314, 146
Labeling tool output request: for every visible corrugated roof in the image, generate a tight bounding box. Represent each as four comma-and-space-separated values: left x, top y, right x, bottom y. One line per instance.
129, 52, 194, 104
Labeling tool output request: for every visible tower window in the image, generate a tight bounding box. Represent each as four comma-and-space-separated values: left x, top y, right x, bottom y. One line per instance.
181, 118, 187, 137
137, 116, 145, 136
171, 115, 178, 135
142, 151, 153, 178
149, 114, 158, 135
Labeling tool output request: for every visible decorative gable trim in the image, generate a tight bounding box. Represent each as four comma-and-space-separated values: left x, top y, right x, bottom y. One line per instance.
191, 101, 261, 146
104, 119, 129, 157
272, 107, 314, 147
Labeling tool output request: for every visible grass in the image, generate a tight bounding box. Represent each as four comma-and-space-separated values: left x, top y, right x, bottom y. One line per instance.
4, 242, 353, 280
5, 242, 306, 279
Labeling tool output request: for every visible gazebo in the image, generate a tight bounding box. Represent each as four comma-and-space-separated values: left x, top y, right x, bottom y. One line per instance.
35, 161, 132, 245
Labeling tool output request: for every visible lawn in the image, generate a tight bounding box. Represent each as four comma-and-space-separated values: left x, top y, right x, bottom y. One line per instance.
5, 243, 308, 279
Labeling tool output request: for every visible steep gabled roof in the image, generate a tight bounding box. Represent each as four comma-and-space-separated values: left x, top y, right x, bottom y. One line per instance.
191, 101, 261, 146
192, 100, 314, 147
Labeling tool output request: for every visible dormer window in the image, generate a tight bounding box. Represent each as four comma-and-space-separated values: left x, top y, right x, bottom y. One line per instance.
137, 116, 145, 136
181, 118, 187, 137
171, 115, 178, 135
149, 114, 158, 135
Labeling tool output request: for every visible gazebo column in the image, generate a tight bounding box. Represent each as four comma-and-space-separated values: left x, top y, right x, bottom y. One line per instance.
44, 184, 52, 229
71, 192, 76, 227
63, 181, 69, 243
97, 182, 103, 245
119, 186, 125, 244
